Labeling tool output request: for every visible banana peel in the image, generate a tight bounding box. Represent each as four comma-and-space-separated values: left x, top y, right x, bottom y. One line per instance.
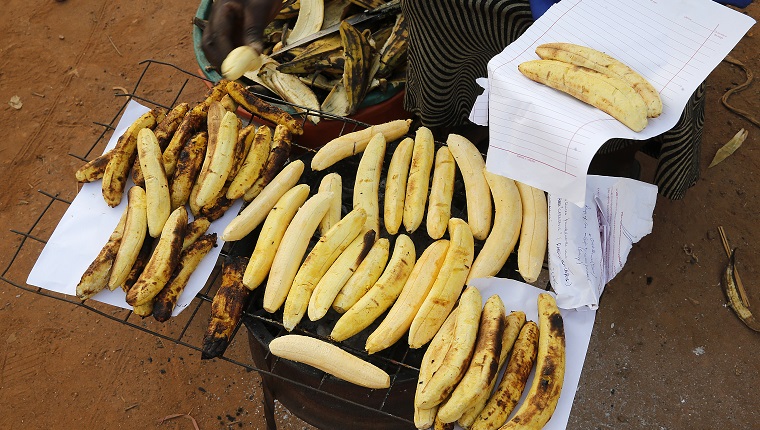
719, 226, 760, 332
339, 21, 371, 115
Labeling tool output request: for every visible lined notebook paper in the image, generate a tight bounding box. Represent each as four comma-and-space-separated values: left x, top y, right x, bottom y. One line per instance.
477, 0, 755, 206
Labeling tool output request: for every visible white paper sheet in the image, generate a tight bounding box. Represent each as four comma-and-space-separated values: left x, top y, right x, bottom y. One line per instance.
547, 175, 657, 310
27, 100, 243, 316
462, 278, 596, 430
477, 0, 755, 206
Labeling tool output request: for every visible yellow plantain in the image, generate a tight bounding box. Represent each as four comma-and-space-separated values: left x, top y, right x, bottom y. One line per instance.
518, 59, 648, 132
427, 146, 456, 240
222, 45, 263, 81
193, 110, 240, 209
467, 169, 522, 282
169, 131, 208, 211
458, 310, 527, 429
447, 134, 492, 241
108, 186, 148, 291
309, 230, 378, 319
416, 286, 482, 408
243, 124, 292, 202
223, 159, 305, 241
182, 217, 211, 251
329, 234, 387, 314
75, 149, 112, 183
137, 128, 171, 238
75, 210, 127, 300
225, 80, 303, 135
101, 110, 159, 207
318, 172, 342, 236
384, 137, 414, 235
515, 181, 548, 284
415, 307, 458, 430
408, 218, 475, 348
229, 123, 255, 181
152, 233, 217, 322
353, 132, 386, 234
311, 119, 412, 171
262, 191, 333, 313
269, 335, 390, 389
163, 81, 228, 176
154, 102, 190, 150
535, 43, 662, 117
330, 234, 416, 342
471, 320, 538, 430
365, 239, 449, 354
227, 125, 272, 200
403, 126, 435, 234
243, 184, 311, 290
125, 206, 188, 306
202, 256, 251, 359
283, 208, 366, 331
501, 293, 565, 429
437, 295, 506, 423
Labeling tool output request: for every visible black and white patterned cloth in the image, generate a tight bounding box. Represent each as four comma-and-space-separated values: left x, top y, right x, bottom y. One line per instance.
401, 0, 706, 199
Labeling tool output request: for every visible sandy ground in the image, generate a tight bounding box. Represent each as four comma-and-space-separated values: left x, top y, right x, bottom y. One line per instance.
0, 1, 758, 429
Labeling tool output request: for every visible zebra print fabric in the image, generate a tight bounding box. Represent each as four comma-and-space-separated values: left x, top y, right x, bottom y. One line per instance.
401, 0, 706, 200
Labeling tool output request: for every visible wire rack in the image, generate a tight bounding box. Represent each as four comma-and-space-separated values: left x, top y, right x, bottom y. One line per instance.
1, 59, 546, 429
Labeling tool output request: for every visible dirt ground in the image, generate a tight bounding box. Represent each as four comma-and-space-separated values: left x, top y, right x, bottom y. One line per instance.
0, 1, 757, 429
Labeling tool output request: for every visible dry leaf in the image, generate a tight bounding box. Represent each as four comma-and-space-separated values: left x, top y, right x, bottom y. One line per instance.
709, 128, 748, 168
8, 95, 22, 110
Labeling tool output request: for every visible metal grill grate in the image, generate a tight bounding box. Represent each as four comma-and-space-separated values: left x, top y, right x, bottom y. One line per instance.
1, 59, 545, 429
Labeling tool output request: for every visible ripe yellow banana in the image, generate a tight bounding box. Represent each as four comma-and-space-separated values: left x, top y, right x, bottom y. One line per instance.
518, 59, 648, 132
426, 146, 456, 240
500, 293, 565, 430
126, 206, 188, 306
446, 134, 492, 241
101, 109, 160, 207
467, 169, 522, 282
283, 208, 366, 331
330, 235, 388, 314
409, 218, 475, 348
403, 126, 434, 234
243, 184, 310, 290
269, 335, 390, 389
262, 191, 334, 313
384, 137, 414, 235
471, 320, 538, 430
458, 310, 527, 429
193, 110, 240, 209
416, 285, 482, 409
227, 125, 272, 200
75, 210, 127, 300
311, 119, 412, 171
243, 124, 292, 202
152, 233, 217, 322
437, 295, 506, 423
222, 159, 305, 242
225, 80, 303, 136
415, 307, 458, 429
202, 256, 251, 359
169, 131, 208, 211
137, 128, 171, 238
515, 181, 548, 284
353, 132, 386, 234
535, 42, 662, 118
365, 239, 449, 354
330, 234, 416, 342
108, 186, 148, 290
317, 173, 342, 236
